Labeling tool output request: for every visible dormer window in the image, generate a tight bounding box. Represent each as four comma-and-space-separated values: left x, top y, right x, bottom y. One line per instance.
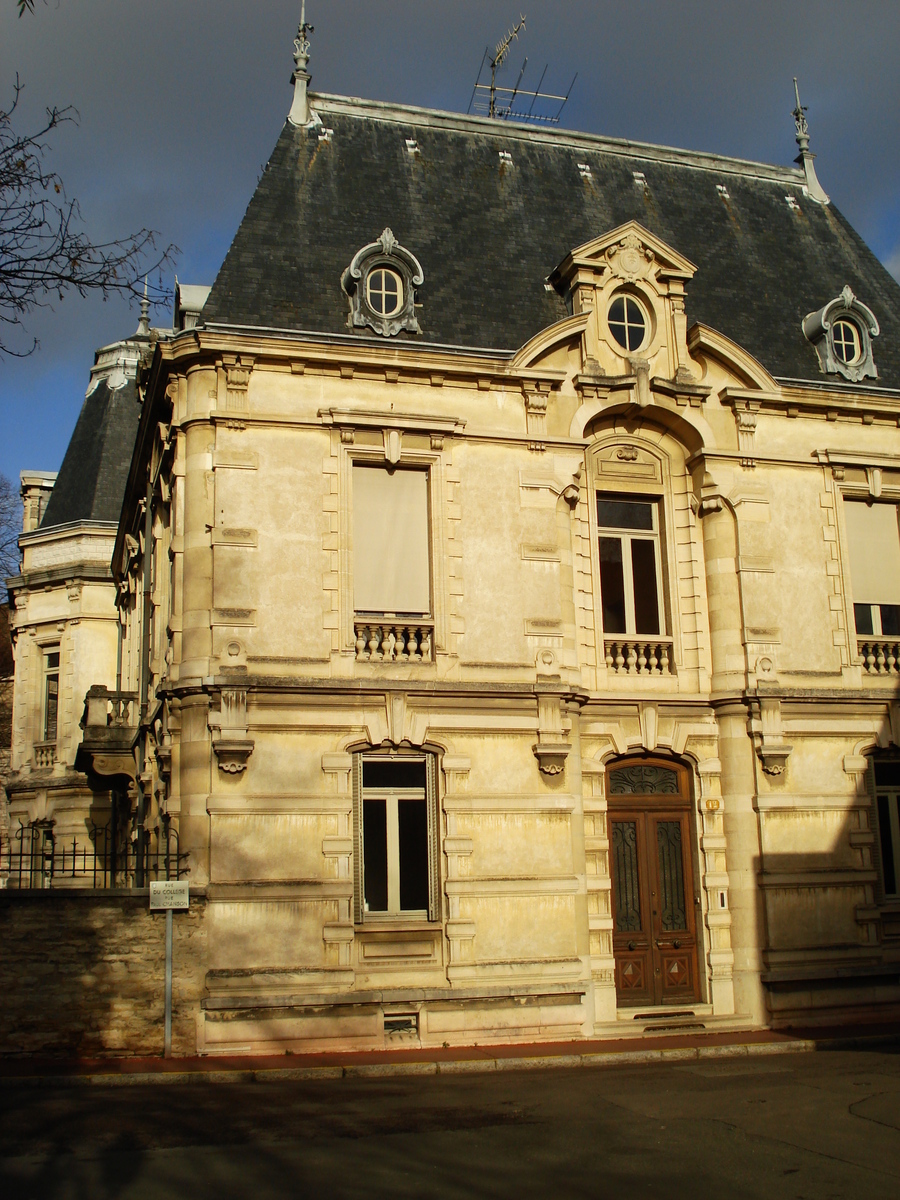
802, 286, 879, 382
608, 293, 648, 353
366, 267, 403, 317
832, 318, 861, 366
342, 228, 424, 337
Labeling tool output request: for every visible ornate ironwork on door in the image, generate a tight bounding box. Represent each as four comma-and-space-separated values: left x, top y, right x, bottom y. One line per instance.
608, 764, 679, 795
656, 820, 687, 930
611, 821, 642, 932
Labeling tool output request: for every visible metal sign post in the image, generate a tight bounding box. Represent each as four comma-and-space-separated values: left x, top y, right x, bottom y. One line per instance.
149, 881, 190, 1058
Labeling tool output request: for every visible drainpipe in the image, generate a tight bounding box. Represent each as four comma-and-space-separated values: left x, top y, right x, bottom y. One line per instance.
136, 476, 153, 887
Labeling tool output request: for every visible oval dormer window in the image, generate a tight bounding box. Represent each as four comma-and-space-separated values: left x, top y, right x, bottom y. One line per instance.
608, 294, 647, 353
832, 318, 862, 366
366, 268, 404, 318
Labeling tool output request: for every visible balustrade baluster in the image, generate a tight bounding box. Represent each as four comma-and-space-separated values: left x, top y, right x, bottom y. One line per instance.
614, 643, 625, 673
637, 643, 648, 673
649, 644, 659, 674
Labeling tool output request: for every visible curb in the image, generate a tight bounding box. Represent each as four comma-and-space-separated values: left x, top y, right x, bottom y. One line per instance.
7, 1031, 898, 1088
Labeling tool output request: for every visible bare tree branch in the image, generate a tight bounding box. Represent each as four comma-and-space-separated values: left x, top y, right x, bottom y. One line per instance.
0, 78, 178, 357
0, 473, 21, 583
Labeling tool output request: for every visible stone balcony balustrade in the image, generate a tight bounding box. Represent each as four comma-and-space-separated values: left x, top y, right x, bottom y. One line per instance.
858, 639, 900, 676
354, 618, 434, 663
604, 638, 675, 676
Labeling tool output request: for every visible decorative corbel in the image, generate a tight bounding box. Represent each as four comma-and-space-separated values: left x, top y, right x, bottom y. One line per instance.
523, 381, 551, 451
533, 651, 570, 775
209, 687, 254, 774
221, 354, 254, 414
749, 697, 792, 776
697, 472, 725, 517
629, 357, 651, 407
732, 399, 760, 468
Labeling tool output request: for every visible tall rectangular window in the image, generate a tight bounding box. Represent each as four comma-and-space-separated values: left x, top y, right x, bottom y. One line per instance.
43, 648, 60, 742
353, 466, 430, 615
353, 755, 439, 922
873, 760, 900, 899
597, 494, 663, 636
844, 501, 900, 636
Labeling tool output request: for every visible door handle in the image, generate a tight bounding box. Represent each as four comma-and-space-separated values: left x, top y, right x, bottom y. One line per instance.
627, 941, 636, 951
655, 939, 682, 949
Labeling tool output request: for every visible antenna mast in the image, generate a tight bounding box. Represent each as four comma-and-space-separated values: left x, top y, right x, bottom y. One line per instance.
467, 14, 576, 125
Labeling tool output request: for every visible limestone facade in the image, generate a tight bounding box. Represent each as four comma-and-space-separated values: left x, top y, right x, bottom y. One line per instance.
99, 218, 900, 1052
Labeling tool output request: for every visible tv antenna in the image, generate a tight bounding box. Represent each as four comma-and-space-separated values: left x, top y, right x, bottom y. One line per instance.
467, 14, 576, 124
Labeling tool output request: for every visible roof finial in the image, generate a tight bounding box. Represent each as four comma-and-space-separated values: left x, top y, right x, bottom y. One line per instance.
288, 2, 315, 126
135, 275, 151, 339
791, 77, 829, 205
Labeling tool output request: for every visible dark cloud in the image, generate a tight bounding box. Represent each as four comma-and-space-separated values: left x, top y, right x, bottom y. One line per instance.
2, 0, 899, 480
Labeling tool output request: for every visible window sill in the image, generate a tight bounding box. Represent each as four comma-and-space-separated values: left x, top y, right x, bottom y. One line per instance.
356, 917, 440, 933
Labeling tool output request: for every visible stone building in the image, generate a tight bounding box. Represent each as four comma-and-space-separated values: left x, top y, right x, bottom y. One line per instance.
5, 28, 900, 1055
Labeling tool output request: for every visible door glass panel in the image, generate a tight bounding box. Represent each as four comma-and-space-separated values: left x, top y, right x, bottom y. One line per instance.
611, 821, 642, 932
609, 764, 679, 795
631, 539, 660, 635
656, 820, 688, 931
362, 798, 388, 912
599, 537, 627, 633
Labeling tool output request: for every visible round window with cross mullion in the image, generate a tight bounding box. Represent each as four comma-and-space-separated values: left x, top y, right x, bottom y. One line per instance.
608, 294, 647, 352
366, 267, 404, 317
832, 318, 862, 365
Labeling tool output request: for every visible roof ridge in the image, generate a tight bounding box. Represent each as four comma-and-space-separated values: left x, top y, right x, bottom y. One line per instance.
310, 92, 806, 186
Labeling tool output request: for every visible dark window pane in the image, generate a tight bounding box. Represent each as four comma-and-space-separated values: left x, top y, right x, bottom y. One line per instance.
874, 761, 900, 786
597, 496, 654, 531
599, 537, 627, 633
631, 539, 660, 635
611, 820, 642, 932
878, 795, 897, 895
398, 798, 429, 910
363, 760, 426, 789
608, 296, 625, 325
44, 675, 59, 742
854, 604, 874, 635
880, 605, 900, 636
46, 652, 60, 670
363, 799, 388, 911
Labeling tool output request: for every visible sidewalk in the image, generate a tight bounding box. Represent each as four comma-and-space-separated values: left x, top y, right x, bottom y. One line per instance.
2, 1022, 898, 1087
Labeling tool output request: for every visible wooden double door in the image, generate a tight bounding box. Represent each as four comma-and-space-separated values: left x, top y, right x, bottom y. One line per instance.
608, 760, 701, 1006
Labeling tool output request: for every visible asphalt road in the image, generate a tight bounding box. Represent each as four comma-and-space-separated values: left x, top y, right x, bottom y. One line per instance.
1, 1048, 898, 1199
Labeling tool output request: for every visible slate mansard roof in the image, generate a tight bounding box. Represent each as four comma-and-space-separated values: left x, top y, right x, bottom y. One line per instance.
40, 372, 141, 529
202, 94, 900, 388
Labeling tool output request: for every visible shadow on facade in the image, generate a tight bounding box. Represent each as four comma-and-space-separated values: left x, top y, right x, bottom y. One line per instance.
752, 696, 900, 1031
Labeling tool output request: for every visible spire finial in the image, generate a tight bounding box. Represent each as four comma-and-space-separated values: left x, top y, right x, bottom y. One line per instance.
135, 275, 151, 339
790, 77, 829, 205
288, 3, 315, 126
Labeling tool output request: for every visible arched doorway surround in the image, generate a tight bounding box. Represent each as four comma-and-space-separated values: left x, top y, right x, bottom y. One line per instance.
607, 756, 701, 1006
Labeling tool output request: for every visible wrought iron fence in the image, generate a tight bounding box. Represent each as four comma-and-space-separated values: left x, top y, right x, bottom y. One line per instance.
0, 820, 188, 890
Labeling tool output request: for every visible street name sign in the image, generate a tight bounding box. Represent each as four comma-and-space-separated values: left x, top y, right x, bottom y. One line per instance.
149, 880, 190, 910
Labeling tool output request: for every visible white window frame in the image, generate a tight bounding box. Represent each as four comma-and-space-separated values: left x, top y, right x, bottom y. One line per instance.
352, 753, 440, 924
41, 645, 60, 744
596, 493, 666, 637
339, 440, 450, 659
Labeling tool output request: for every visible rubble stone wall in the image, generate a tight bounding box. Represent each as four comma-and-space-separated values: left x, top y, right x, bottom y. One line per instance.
0, 891, 207, 1058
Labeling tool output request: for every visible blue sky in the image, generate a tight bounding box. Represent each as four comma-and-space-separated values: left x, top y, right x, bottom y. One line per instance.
2, 0, 899, 485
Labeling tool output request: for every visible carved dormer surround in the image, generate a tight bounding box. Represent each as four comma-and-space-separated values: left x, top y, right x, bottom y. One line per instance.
548, 221, 701, 393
